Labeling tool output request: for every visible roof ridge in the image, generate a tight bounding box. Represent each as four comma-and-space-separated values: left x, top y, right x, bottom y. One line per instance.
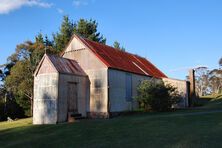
47, 53, 79, 63
82, 37, 142, 57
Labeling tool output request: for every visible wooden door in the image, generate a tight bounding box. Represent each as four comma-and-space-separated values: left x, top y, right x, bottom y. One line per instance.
67, 83, 78, 113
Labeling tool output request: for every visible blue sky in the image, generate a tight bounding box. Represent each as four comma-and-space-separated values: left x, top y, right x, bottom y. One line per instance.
0, 0, 221, 79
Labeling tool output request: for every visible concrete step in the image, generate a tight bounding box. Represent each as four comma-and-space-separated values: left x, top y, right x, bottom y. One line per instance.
71, 113, 82, 118
74, 116, 85, 120
68, 112, 85, 121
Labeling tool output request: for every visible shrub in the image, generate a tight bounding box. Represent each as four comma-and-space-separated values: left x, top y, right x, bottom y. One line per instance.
0, 100, 5, 121
0, 97, 25, 121
135, 79, 180, 112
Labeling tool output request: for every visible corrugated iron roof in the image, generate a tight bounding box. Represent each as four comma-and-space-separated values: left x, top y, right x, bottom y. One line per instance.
46, 54, 87, 76
76, 35, 167, 78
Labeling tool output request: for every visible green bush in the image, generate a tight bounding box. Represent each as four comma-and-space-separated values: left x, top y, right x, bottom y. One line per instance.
135, 79, 180, 112
0, 97, 25, 121
0, 101, 5, 121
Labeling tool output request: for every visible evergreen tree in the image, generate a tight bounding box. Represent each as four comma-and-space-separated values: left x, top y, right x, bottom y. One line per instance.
44, 35, 53, 47
73, 19, 106, 44
4, 33, 55, 116
113, 41, 120, 49
35, 33, 44, 43
113, 41, 125, 51
5, 60, 33, 116
0, 69, 2, 80
53, 16, 74, 52
53, 16, 106, 52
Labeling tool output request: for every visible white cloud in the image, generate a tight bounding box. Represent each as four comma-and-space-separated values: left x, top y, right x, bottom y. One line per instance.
73, 0, 89, 7
0, 0, 53, 14
26, 0, 53, 8
57, 8, 64, 14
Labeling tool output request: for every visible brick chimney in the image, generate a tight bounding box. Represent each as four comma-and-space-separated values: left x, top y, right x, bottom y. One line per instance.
189, 69, 196, 106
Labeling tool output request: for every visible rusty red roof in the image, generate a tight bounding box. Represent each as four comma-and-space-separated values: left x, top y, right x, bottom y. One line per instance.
46, 54, 87, 76
76, 35, 167, 78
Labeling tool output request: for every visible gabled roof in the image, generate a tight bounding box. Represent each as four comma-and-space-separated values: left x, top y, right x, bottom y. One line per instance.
63, 34, 167, 78
34, 54, 87, 76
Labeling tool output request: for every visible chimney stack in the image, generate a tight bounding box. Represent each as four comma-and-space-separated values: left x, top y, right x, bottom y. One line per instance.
189, 69, 196, 106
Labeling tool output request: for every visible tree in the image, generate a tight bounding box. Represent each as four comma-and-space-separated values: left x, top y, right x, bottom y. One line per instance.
4, 33, 54, 116
195, 67, 210, 96
53, 16, 106, 52
113, 41, 125, 51
0, 69, 2, 81
5, 60, 33, 116
135, 79, 180, 112
209, 69, 222, 94
53, 16, 74, 52
0, 52, 19, 81
73, 19, 106, 44
194, 64, 222, 95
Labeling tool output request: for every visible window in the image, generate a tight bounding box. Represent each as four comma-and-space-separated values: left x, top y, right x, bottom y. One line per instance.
126, 73, 132, 101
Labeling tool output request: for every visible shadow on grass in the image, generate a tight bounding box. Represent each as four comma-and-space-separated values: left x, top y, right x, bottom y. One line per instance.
1, 110, 222, 148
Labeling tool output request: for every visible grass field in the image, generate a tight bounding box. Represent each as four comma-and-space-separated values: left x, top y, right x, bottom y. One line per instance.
0, 97, 222, 148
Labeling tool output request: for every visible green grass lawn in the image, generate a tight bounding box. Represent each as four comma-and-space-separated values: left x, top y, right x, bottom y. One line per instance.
1, 110, 222, 148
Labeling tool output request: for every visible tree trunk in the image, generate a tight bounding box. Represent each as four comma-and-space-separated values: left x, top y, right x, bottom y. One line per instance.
30, 97, 33, 117
24, 93, 33, 116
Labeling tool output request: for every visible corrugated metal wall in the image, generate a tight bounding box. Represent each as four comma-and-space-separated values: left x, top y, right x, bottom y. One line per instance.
33, 73, 59, 124
63, 40, 109, 117
108, 69, 151, 112
33, 54, 89, 124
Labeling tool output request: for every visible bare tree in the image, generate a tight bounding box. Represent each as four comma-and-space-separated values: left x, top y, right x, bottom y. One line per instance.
195, 67, 209, 96
209, 69, 222, 94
